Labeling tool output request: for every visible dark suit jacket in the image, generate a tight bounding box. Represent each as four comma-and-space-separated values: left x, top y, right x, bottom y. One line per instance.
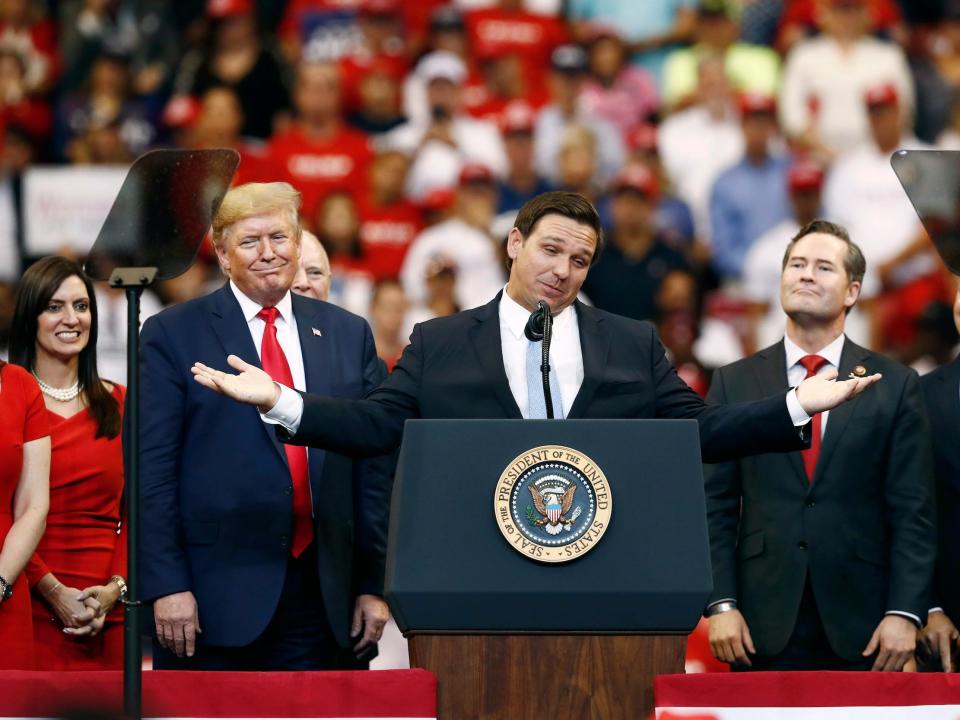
137, 284, 391, 649
286, 294, 806, 462
921, 356, 960, 624
705, 338, 936, 661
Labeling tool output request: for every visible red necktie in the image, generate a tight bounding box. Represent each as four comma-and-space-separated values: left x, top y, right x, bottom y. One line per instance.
799, 354, 829, 483
258, 307, 313, 557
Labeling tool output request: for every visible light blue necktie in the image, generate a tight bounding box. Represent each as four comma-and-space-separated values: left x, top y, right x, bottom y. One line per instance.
526, 339, 563, 419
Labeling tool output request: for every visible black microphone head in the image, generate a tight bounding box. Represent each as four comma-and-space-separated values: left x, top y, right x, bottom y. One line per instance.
523, 300, 549, 341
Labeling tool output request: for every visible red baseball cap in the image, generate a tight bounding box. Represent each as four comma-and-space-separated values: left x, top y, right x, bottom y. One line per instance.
626, 123, 658, 153
206, 0, 252, 19
499, 101, 536, 135
458, 162, 495, 185
864, 82, 899, 109
610, 165, 659, 199
787, 160, 825, 193
737, 91, 777, 116
359, 0, 400, 17
162, 94, 201, 128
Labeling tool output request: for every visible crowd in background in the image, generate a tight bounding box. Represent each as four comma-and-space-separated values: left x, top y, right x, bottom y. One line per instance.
1, 0, 960, 386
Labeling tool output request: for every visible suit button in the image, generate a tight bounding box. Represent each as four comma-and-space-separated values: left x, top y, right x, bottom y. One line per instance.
798, 541, 808, 550
280, 535, 289, 548
805, 501, 815, 508
284, 485, 293, 496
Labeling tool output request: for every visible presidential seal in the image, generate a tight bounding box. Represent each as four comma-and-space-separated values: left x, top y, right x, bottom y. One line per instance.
494, 445, 612, 563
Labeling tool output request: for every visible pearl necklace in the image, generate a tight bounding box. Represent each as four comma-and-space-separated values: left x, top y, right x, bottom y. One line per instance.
32, 371, 81, 402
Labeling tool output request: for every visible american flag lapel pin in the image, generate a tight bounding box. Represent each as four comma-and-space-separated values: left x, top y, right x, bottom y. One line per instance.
312, 327, 322, 337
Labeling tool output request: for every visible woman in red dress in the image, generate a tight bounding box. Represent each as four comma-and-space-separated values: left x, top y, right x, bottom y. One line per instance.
0, 360, 50, 669
9, 256, 126, 670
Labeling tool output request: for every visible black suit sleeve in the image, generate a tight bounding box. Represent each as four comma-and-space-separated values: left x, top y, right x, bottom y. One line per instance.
702, 368, 744, 605
282, 322, 427, 456
647, 326, 807, 462
883, 371, 937, 620
352, 345, 394, 598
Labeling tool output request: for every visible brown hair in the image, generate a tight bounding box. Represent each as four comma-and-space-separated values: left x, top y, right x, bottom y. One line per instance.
512, 191, 604, 266
782, 219, 866, 285
9, 256, 120, 439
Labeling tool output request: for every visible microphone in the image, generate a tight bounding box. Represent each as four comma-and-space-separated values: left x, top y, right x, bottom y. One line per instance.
524, 300, 550, 341
524, 300, 556, 419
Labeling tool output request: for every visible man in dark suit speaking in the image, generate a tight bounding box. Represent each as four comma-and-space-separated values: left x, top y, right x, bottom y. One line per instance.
139, 182, 392, 670
704, 220, 935, 672
192, 190, 880, 467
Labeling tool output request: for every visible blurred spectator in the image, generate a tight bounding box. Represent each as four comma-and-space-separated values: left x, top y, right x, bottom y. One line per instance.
465, 0, 567, 92
176, 86, 270, 184
400, 162, 505, 310
0, 0, 57, 93
369, 278, 408, 369
662, 0, 780, 111
776, 0, 907, 53
315, 190, 375, 317
709, 92, 791, 282
496, 100, 553, 215
59, 0, 179, 105
357, 147, 423, 280
659, 53, 743, 237
567, 0, 697, 88
468, 42, 548, 121
404, 254, 459, 336
0, 48, 52, 149
906, 20, 952, 145
534, 44, 624, 186
461, 0, 564, 118
581, 165, 689, 321
56, 51, 155, 162
778, 0, 913, 159
554, 123, 600, 202
622, 123, 697, 256
337, 0, 409, 113
347, 60, 407, 135
268, 61, 373, 220
910, 299, 960, 375
402, 6, 480, 125
738, 0, 784, 47
823, 82, 941, 352
580, 25, 659, 136
292, 229, 333, 301
387, 50, 507, 199
739, 158, 877, 352
173, 0, 292, 140
659, 266, 744, 371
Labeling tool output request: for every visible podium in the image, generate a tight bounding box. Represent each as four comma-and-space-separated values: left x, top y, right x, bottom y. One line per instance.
384, 419, 712, 719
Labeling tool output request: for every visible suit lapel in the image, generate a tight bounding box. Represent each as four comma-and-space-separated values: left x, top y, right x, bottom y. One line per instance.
813, 338, 870, 483
292, 294, 330, 512
756, 341, 808, 485
568, 302, 610, 419
208, 283, 289, 469
468, 294, 523, 418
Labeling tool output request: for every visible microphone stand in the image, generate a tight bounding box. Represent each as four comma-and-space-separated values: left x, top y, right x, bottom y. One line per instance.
529, 300, 554, 419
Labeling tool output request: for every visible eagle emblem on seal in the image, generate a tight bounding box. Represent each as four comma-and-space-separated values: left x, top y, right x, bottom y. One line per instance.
529, 484, 580, 535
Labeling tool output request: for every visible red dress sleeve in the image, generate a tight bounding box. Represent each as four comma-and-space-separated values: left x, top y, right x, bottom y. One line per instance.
18, 366, 49, 443
108, 385, 128, 582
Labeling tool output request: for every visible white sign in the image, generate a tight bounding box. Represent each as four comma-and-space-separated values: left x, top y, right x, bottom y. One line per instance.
23, 166, 128, 255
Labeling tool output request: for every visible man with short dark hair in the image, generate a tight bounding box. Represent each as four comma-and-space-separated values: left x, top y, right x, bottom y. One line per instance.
705, 219, 936, 671
191, 192, 880, 470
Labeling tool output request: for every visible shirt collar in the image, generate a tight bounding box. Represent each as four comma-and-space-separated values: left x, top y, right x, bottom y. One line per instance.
229, 280, 293, 325
784, 332, 845, 370
499, 285, 575, 340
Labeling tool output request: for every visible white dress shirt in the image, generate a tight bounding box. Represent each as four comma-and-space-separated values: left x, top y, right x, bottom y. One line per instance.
499, 289, 583, 419
230, 281, 305, 391
784, 332, 844, 440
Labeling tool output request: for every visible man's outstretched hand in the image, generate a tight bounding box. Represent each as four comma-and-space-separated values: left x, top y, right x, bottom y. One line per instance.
796, 367, 881, 415
192, 355, 280, 412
